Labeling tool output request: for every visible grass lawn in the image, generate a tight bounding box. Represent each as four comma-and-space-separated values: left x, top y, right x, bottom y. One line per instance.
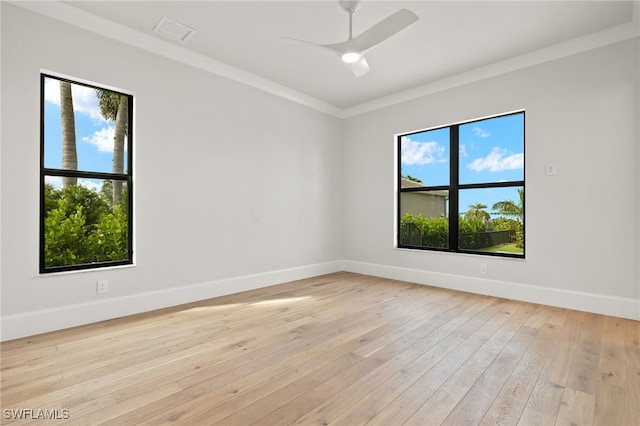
483, 243, 523, 254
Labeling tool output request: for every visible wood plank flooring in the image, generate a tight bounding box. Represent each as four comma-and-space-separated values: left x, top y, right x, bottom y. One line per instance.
1, 272, 638, 425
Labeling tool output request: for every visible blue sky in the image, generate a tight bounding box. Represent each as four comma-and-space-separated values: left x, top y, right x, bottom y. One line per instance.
400, 112, 524, 217
43, 76, 127, 191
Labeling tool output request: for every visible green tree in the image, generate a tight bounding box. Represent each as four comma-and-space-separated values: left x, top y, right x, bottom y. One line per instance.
88, 205, 129, 261
60, 81, 77, 188
494, 217, 524, 249
44, 201, 89, 266
44, 183, 63, 213
43, 185, 119, 267
492, 188, 524, 222
57, 185, 110, 230
458, 216, 487, 234
401, 212, 448, 248
96, 89, 128, 207
465, 202, 490, 224
458, 215, 489, 249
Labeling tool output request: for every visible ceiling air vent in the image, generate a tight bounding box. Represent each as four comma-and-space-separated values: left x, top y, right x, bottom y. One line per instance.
153, 17, 197, 43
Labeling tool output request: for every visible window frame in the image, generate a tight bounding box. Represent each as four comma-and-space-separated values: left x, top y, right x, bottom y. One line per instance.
40, 73, 134, 273
396, 111, 525, 258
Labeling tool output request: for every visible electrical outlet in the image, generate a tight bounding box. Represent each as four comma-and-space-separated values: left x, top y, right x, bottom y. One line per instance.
97, 280, 109, 294
545, 163, 557, 176
480, 264, 488, 275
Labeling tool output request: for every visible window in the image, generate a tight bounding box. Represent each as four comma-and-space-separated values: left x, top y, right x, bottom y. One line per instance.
40, 74, 133, 273
397, 111, 524, 258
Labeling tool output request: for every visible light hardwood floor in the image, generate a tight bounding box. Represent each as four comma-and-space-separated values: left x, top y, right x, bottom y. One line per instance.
1, 272, 638, 425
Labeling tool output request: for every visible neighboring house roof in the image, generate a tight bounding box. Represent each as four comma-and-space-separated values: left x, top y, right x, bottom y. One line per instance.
400, 178, 448, 197
400, 178, 424, 189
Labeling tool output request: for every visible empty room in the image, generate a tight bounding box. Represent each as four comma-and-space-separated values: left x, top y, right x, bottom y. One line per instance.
1, 0, 638, 424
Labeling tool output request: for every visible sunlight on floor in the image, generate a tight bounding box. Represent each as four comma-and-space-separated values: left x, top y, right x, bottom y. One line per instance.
176, 296, 313, 314
250, 296, 311, 307
180, 303, 244, 313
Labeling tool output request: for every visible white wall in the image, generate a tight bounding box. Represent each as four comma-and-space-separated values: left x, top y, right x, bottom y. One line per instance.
2, 4, 638, 341
343, 38, 640, 320
0, 4, 344, 340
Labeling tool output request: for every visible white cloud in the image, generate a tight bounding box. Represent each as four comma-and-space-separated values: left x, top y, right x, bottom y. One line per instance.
82, 127, 115, 152
44, 176, 102, 192
472, 126, 491, 138
82, 127, 128, 154
82, 126, 115, 152
72, 85, 104, 121
401, 136, 445, 165
467, 147, 523, 172
459, 144, 468, 157
45, 175, 63, 189
44, 78, 61, 105
78, 179, 102, 192
43, 77, 105, 121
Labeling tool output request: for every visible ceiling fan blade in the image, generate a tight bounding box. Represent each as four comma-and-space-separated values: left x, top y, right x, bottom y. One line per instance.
280, 36, 323, 48
349, 9, 418, 53
281, 36, 351, 59
281, 6, 417, 76
351, 56, 370, 77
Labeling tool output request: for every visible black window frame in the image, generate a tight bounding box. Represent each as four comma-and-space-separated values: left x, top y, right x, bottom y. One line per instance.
396, 111, 525, 258
40, 73, 134, 273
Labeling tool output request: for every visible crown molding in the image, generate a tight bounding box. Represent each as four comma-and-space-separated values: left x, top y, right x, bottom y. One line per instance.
8, 0, 640, 120
8, 0, 344, 118
341, 14, 640, 118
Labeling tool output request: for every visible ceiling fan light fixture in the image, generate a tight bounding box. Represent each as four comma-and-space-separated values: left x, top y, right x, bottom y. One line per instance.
341, 51, 361, 63
282, 2, 418, 77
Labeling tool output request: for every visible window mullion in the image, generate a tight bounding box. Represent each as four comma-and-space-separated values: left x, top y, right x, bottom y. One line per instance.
449, 125, 459, 251
43, 169, 129, 181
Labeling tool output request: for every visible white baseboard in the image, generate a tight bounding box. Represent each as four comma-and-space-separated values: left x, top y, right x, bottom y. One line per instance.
3, 258, 637, 341
344, 260, 640, 321
0, 260, 345, 342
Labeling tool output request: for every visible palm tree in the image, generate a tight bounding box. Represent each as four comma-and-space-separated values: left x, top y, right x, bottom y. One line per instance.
60, 81, 77, 188
465, 202, 490, 223
492, 188, 524, 222
96, 90, 128, 207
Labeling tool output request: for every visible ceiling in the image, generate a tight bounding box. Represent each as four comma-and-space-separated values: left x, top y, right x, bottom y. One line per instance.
26, 1, 640, 116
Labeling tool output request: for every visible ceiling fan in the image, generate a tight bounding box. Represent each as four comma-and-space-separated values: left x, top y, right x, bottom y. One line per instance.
282, 0, 419, 77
